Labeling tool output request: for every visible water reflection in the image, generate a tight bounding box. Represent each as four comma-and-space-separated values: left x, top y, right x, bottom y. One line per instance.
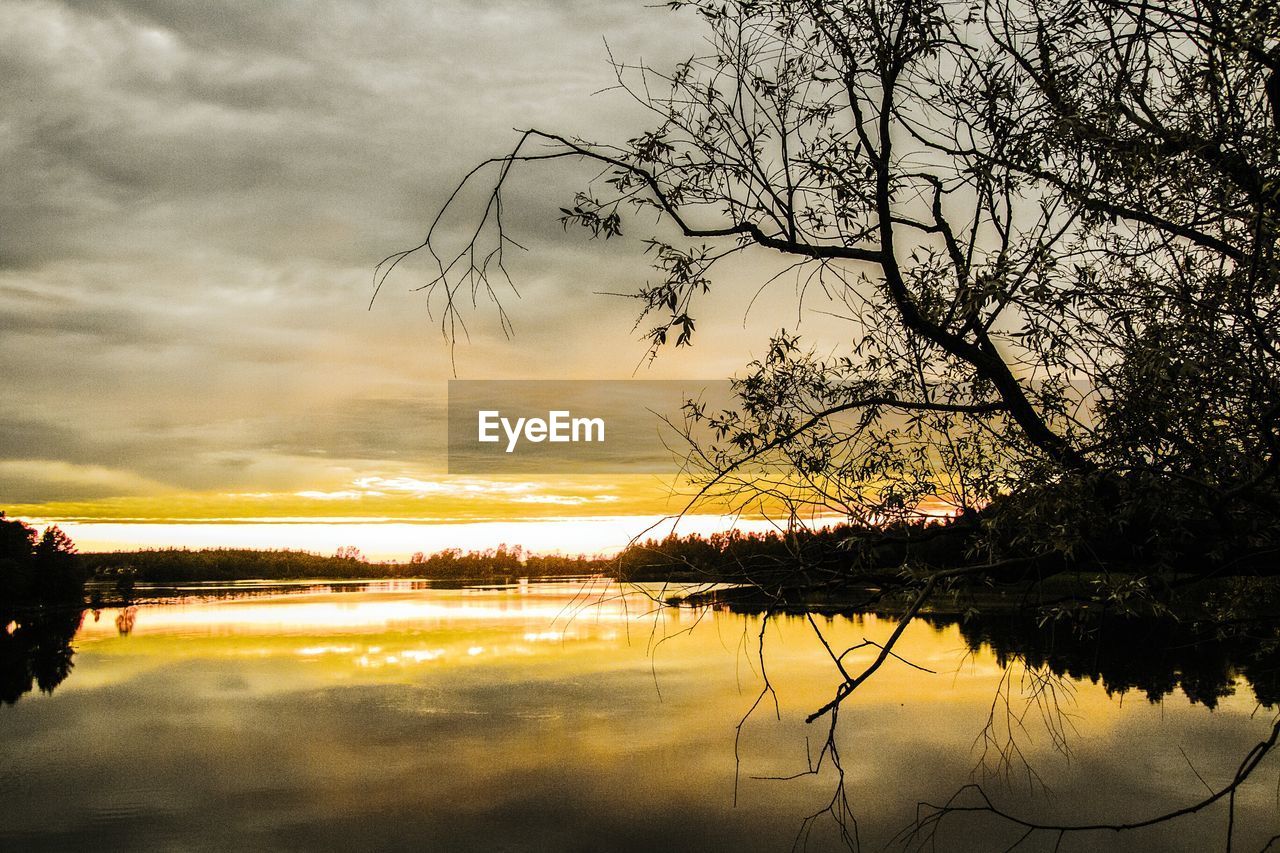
949, 612, 1280, 709
114, 605, 136, 637
0, 607, 83, 704
0, 581, 1276, 852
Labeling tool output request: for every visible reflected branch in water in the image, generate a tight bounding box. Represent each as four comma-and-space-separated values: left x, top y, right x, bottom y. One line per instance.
790, 720, 861, 853
804, 561, 999, 724
735, 611, 781, 808
902, 716, 1280, 851
738, 612, 864, 851
713, 589, 1280, 850
971, 660, 1079, 792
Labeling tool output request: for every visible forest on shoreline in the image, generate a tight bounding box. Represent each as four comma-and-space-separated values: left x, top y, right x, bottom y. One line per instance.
79, 542, 607, 584
7, 511, 1280, 627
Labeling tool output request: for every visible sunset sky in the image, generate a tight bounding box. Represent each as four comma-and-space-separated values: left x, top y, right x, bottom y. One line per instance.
0, 0, 860, 556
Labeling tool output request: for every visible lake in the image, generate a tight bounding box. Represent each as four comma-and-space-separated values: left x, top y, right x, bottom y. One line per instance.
1, 580, 1276, 851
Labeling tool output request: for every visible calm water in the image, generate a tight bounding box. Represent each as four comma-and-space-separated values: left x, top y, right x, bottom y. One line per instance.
1, 580, 1277, 852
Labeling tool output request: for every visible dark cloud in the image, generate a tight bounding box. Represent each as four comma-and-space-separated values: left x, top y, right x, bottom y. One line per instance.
0, 415, 94, 465
0, 0, 684, 264
264, 397, 446, 460
0, 0, 747, 506
0, 394, 452, 501
0, 284, 160, 345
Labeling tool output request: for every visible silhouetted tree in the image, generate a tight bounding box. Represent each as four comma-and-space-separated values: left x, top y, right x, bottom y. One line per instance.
333, 545, 366, 562
0, 513, 84, 605
396, 0, 1280, 593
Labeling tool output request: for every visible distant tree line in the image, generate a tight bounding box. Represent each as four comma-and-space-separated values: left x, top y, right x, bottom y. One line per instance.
77, 542, 607, 584
0, 508, 994, 594
612, 518, 977, 585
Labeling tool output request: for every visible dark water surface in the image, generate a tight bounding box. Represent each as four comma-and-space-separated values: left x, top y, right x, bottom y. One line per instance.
1, 580, 1276, 851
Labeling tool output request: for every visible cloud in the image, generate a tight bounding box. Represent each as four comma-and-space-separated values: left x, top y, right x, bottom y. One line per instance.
0, 396, 448, 499
0, 0, 801, 517
290, 477, 621, 508
0, 0, 686, 267
0, 459, 173, 501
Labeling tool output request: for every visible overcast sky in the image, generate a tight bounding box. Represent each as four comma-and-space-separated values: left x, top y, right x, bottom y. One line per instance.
1, 0, 842, 539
